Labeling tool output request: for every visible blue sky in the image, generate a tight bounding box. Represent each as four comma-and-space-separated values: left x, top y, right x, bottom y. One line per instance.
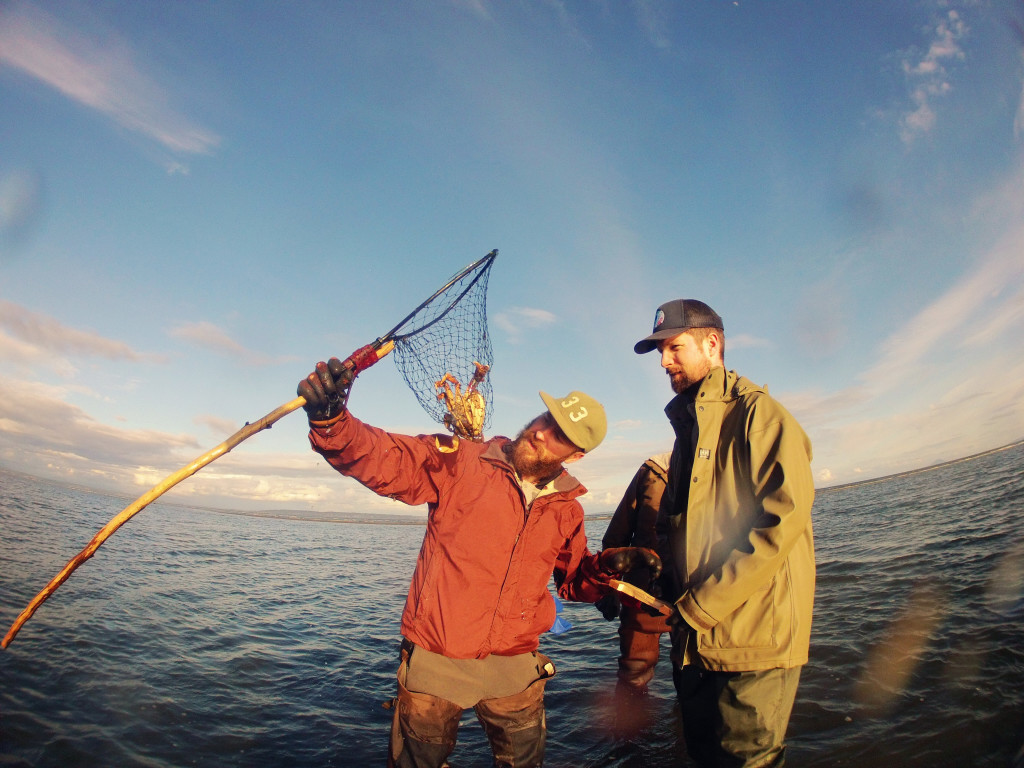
1, 0, 1022, 516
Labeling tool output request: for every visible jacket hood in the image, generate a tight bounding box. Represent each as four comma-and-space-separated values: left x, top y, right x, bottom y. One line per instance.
705, 366, 766, 401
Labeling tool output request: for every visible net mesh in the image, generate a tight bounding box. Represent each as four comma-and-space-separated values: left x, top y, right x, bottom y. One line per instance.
390, 252, 496, 440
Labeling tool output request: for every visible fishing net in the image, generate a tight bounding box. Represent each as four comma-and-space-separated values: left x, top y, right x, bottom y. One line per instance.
388, 250, 496, 440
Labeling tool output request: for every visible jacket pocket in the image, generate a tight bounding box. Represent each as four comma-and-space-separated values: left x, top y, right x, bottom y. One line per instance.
515, 593, 554, 643
700, 577, 777, 651
411, 548, 442, 620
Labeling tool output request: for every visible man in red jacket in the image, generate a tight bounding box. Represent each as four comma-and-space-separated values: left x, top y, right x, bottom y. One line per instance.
299, 359, 661, 768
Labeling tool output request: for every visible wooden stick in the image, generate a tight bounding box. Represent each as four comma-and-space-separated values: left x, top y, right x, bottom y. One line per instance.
609, 578, 674, 616
2, 395, 308, 649
3, 340, 398, 649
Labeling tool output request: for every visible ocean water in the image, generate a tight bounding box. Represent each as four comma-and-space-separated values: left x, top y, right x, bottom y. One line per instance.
1, 443, 1023, 768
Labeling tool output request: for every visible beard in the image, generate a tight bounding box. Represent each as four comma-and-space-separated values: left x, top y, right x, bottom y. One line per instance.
667, 360, 712, 394
509, 427, 572, 481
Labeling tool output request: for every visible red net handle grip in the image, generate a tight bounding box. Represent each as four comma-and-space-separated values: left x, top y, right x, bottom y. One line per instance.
340, 340, 396, 379
345, 342, 392, 376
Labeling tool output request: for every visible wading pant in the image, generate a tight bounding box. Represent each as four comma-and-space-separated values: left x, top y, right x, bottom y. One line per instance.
387, 646, 553, 768
608, 605, 670, 738
672, 665, 801, 768
616, 604, 670, 690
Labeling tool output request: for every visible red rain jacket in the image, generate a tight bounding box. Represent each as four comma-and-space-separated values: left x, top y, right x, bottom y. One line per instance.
308, 412, 611, 659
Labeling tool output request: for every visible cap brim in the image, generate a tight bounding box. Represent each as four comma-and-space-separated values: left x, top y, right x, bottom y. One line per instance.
633, 327, 687, 354
539, 391, 558, 417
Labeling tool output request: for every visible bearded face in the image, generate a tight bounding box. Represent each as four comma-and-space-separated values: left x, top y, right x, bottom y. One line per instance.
659, 331, 715, 394
667, 357, 712, 394
509, 414, 580, 482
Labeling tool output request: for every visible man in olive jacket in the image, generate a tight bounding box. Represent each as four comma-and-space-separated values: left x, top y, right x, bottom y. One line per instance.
634, 299, 815, 768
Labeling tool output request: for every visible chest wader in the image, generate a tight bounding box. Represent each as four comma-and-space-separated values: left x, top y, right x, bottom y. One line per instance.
386, 642, 556, 768
610, 605, 670, 738
616, 604, 670, 689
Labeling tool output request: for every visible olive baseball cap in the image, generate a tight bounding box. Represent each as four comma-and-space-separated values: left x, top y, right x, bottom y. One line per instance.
539, 390, 607, 453
634, 299, 724, 354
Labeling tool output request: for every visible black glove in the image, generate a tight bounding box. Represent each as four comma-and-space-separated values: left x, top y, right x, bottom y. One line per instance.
297, 357, 353, 422
594, 591, 621, 621
638, 576, 669, 617
598, 547, 662, 580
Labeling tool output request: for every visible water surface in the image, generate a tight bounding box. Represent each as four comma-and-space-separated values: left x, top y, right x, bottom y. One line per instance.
2, 444, 1023, 767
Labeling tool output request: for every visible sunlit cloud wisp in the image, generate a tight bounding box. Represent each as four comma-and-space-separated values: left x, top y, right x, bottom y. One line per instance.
0, 2, 219, 155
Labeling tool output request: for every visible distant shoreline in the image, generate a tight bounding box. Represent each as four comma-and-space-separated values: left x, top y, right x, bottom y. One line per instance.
815, 438, 1024, 494
3, 437, 1021, 525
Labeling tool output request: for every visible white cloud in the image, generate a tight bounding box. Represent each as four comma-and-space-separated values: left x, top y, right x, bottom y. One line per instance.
194, 413, 240, 439
633, 0, 672, 50
0, 327, 44, 364
729, 333, 772, 351
0, 300, 143, 360
0, 374, 198, 469
866, 223, 1023, 395
898, 10, 967, 144
0, 372, 402, 513
451, 0, 491, 20
0, 2, 219, 155
493, 306, 558, 344
960, 283, 1024, 346
164, 161, 190, 176
167, 320, 283, 366
787, 202, 1024, 485
169, 321, 248, 355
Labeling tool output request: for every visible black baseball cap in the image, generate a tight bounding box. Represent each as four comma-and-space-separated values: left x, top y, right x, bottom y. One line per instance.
634, 299, 724, 354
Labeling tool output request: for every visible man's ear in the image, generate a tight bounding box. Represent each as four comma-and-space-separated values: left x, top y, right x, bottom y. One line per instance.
705, 330, 723, 363
563, 451, 586, 465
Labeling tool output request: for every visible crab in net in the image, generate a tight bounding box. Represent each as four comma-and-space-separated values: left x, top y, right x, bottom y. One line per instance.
434, 361, 490, 440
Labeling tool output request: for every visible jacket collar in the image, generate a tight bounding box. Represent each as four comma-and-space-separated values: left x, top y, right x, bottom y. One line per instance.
481, 436, 586, 497
665, 366, 767, 419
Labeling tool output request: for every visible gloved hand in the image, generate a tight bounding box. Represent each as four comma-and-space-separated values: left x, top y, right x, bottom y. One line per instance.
594, 591, 621, 621
638, 576, 669, 617
598, 547, 662, 580
297, 357, 353, 422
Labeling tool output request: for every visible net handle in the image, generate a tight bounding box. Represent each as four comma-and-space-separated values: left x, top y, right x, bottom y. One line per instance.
2, 250, 498, 650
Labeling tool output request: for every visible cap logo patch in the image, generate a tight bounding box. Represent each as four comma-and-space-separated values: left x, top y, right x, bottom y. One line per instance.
653, 309, 665, 331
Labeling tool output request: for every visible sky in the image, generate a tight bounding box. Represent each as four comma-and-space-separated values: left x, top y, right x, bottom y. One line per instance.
1, 0, 1023, 517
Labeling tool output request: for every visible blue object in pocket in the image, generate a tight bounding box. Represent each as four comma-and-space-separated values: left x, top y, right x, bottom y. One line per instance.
549, 594, 572, 634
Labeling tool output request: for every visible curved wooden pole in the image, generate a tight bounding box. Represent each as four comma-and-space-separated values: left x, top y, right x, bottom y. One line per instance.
3, 339, 397, 649
609, 578, 673, 616
2, 395, 306, 649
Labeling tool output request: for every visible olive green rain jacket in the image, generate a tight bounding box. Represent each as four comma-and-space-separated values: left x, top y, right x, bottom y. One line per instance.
660, 366, 815, 672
